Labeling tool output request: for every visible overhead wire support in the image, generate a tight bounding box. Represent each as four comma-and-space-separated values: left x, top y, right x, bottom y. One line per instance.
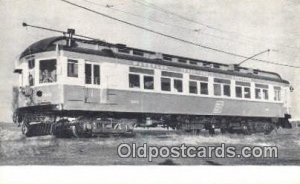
23, 22, 98, 41
237, 49, 270, 66
22, 22, 65, 34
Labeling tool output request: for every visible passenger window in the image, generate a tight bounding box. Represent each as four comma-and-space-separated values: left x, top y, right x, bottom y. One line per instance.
189, 81, 197, 94
40, 59, 57, 83
214, 84, 221, 96
255, 88, 261, 99
161, 77, 171, 91
235, 86, 242, 98
93, 65, 100, 85
274, 88, 281, 101
244, 87, 251, 98
200, 82, 208, 95
223, 85, 231, 97
263, 89, 268, 100
67, 59, 78, 77
129, 74, 140, 88
85, 64, 92, 84
174, 79, 183, 92
144, 76, 154, 90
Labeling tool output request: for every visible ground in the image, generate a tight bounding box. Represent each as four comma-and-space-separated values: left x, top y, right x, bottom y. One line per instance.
0, 122, 300, 165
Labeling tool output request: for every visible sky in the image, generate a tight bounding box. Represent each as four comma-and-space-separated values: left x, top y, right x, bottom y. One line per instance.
0, 0, 299, 122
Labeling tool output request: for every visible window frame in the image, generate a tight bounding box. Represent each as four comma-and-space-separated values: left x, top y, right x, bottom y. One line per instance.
39, 58, 57, 85
128, 67, 155, 90
189, 80, 198, 94
255, 84, 269, 100
213, 83, 222, 96
84, 62, 101, 86
235, 84, 251, 99
67, 59, 79, 78
129, 73, 141, 89
173, 79, 183, 93
274, 87, 281, 101
235, 86, 243, 98
255, 88, 262, 99
213, 78, 231, 97
200, 82, 209, 95
161, 77, 171, 92
143, 75, 154, 90
223, 84, 231, 97
244, 87, 251, 99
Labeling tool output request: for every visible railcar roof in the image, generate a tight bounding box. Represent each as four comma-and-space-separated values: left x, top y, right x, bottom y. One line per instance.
19, 36, 289, 84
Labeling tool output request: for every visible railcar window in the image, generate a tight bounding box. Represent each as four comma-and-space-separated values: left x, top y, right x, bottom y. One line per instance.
144, 76, 154, 90
255, 84, 269, 100
256, 89, 261, 99
174, 79, 183, 92
235, 86, 242, 98
163, 55, 172, 61
40, 59, 57, 83
274, 87, 281, 101
189, 81, 197, 94
244, 87, 251, 98
213, 64, 220, 68
67, 59, 78, 77
118, 48, 130, 54
130, 67, 154, 75
94, 65, 100, 85
214, 78, 230, 97
235, 81, 251, 99
178, 59, 187, 63
263, 89, 269, 100
85, 64, 92, 84
28, 59, 35, 69
161, 77, 171, 91
200, 82, 208, 95
190, 60, 197, 65
214, 84, 221, 96
133, 50, 144, 56
255, 88, 262, 99
223, 85, 231, 97
28, 59, 35, 86
129, 74, 140, 88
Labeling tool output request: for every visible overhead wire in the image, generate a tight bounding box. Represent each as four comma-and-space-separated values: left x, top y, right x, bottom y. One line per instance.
60, 0, 300, 68
80, 0, 258, 46
132, 0, 300, 51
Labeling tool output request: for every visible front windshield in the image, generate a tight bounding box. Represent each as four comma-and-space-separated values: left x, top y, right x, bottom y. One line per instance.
40, 59, 57, 83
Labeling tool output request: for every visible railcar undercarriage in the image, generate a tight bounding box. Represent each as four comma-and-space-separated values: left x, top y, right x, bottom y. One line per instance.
13, 107, 292, 138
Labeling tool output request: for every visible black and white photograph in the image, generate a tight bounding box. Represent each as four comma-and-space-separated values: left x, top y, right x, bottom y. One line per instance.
0, 0, 299, 183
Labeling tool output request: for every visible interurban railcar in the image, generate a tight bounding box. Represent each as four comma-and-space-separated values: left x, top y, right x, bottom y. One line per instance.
13, 31, 292, 137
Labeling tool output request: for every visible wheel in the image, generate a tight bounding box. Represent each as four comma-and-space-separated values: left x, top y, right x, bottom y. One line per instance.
71, 125, 80, 138
263, 123, 275, 135
242, 125, 252, 135
220, 128, 227, 134
21, 122, 32, 137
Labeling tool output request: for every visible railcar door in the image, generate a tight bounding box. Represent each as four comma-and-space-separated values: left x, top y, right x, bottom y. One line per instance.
84, 63, 101, 103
